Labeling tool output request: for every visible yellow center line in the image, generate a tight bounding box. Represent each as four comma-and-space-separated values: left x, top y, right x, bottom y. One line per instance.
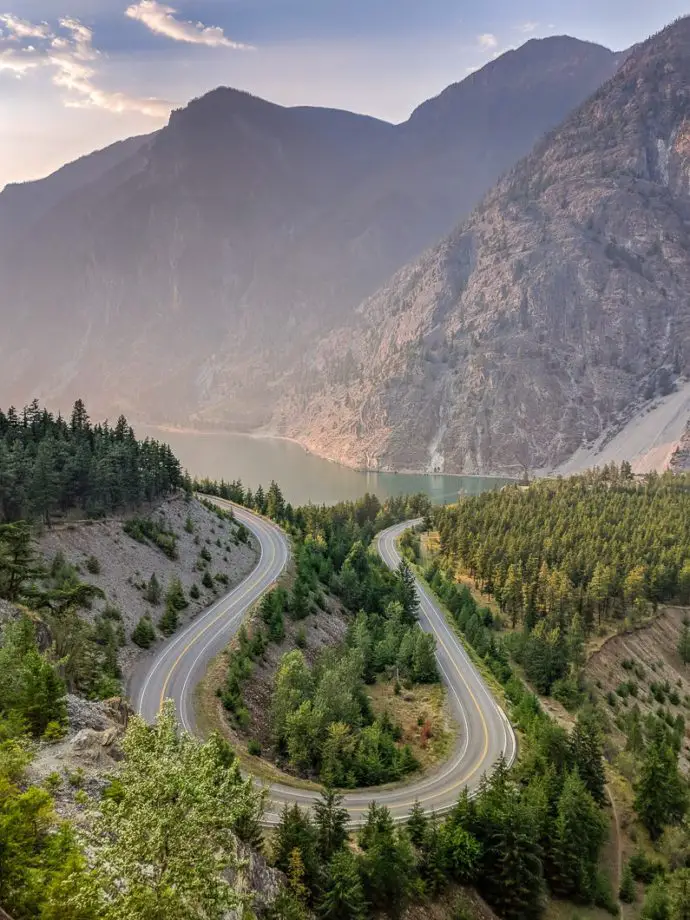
158, 526, 277, 710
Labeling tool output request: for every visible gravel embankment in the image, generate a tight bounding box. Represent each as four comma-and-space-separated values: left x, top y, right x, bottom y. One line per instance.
38, 495, 258, 676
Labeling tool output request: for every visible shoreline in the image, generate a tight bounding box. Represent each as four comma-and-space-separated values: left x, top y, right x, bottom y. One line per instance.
137, 422, 516, 481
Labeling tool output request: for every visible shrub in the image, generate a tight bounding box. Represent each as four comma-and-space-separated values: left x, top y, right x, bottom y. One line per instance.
184, 516, 194, 534
42, 720, 66, 743
190, 583, 200, 600
85, 554, 101, 575
202, 571, 215, 591
132, 616, 156, 649
295, 627, 307, 649
247, 739, 262, 756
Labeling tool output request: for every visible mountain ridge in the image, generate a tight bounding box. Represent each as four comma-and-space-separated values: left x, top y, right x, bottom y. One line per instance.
276, 16, 690, 475
0, 35, 622, 444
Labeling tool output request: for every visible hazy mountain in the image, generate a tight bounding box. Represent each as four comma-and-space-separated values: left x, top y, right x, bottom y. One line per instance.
0, 37, 620, 428
0, 133, 155, 252
279, 17, 690, 475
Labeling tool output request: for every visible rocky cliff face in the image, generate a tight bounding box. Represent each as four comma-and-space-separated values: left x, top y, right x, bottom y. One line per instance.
0, 38, 618, 429
278, 17, 690, 475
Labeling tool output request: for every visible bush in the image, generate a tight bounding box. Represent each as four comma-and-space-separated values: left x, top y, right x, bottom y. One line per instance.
132, 616, 156, 649
42, 720, 66, 743
85, 554, 101, 575
629, 850, 665, 883
295, 627, 307, 649
247, 739, 262, 756
93, 676, 122, 700
124, 517, 178, 559
190, 583, 200, 600
594, 870, 619, 915
202, 571, 215, 591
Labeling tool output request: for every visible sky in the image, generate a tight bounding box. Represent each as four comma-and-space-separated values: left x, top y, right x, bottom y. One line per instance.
1, 0, 688, 189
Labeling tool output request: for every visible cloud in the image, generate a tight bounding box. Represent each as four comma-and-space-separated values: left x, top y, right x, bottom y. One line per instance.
517, 21, 539, 34
477, 33, 498, 50
0, 13, 52, 40
0, 12, 170, 117
125, 0, 252, 49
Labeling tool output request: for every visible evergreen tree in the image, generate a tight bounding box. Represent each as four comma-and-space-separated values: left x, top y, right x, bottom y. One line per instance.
319, 850, 367, 920
145, 573, 162, 606
273, 805, 321, 895
678, 619, 690, 667
406, 801, 428, 848
550, 770, 607, 902
314, 788, 350, 862
397, 561, 419, 622
635, 725, 687, 839
358, 803, 415, 917
619, 862, 636, 904
570, 710, 606, 805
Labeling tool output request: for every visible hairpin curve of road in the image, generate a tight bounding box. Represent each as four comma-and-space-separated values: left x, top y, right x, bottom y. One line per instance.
130, 498, 516, 826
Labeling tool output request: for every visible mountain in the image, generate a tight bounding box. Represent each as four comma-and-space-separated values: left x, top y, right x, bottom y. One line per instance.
0, 133, 155, 252
278, 17, 690, 475
0, 37, 619, 426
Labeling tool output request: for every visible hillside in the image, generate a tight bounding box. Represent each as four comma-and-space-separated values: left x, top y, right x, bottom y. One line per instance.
279, 17, 690, 474
0, 38, 618, 429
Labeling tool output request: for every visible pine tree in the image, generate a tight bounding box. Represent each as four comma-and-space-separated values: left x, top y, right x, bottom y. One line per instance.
635, 725, 687, 839
145, 573, 161, 606
314, 788, 350, 862
619, 862, 636, 904
570, 710, 606, 805
678, 619, 690, 667
397, 561, 419, 622
273, 804, 320, 894
406, 801, 428, 848
412, 630, 439, 683
132, 616, 156, 649
319, 850, 367, 920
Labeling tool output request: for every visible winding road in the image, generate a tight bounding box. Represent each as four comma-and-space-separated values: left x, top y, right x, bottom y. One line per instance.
131, 500, 515, 825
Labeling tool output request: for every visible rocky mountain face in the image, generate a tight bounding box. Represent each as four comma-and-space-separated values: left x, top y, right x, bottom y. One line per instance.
278, 17, 690, 475
0, 37, 619, 428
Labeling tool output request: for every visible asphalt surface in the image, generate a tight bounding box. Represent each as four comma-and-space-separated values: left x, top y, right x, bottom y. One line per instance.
132, 502, 515, 825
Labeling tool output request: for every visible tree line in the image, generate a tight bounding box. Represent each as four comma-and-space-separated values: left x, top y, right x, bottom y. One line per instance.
0, 399, 184, 524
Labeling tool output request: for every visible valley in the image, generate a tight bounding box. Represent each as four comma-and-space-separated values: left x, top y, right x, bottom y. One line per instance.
2, 8, 690, 920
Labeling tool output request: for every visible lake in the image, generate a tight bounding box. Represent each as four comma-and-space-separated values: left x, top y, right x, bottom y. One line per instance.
141, 428, 509, 506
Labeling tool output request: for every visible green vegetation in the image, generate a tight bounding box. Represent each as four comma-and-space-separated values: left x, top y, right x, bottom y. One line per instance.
199, 483, 437, 786
0, 399, 184, 523
124, 516, 178, 559
435, 467, 690, 696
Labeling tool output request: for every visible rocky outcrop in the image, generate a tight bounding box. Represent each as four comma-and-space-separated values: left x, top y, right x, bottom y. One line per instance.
279, 17, 690, 475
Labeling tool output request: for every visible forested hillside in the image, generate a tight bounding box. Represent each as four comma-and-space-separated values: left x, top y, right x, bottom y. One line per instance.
0, 399, 183, 523
434, 467, 690, 698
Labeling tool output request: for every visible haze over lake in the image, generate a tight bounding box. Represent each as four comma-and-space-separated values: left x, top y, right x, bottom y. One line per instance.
143, 428, 508, 506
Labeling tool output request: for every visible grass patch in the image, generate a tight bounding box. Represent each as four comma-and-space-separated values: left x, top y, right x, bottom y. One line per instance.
367, 680, 454, 773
